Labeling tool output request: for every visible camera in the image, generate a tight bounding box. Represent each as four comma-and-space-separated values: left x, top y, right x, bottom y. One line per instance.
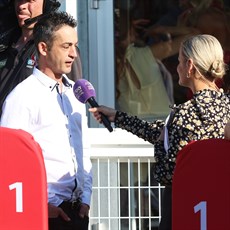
43, 0, 61, 14
0, 0, 19, 52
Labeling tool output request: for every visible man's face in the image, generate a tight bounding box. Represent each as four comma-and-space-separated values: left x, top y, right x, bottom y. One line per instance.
14, 0, 44, 28
44, 25, 78, 77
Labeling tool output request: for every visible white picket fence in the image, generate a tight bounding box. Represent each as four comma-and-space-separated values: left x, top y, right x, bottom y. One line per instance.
88, 128, 165, 230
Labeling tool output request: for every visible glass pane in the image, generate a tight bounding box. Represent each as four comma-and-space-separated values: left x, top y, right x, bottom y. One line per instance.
114, 0, 230, 119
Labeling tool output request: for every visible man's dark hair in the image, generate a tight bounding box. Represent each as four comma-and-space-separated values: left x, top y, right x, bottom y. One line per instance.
33, 11, 77, 52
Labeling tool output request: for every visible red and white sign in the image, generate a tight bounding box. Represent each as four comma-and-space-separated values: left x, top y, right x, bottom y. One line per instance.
0, 127, 48, 230
172, 139, 230, 230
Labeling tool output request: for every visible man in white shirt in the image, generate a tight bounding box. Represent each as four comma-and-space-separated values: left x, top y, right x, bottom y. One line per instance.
0, 11, 92, 230
0, 0, 82, 118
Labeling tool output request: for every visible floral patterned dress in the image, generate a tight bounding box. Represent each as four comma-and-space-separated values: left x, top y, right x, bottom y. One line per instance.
114, 89, 230, 185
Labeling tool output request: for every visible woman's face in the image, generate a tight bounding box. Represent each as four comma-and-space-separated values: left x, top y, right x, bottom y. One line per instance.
177, 47, 191, 87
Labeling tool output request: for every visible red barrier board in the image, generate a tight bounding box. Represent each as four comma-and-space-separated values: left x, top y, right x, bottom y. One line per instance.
0, 127, 48, 230
172, 139, 230, 230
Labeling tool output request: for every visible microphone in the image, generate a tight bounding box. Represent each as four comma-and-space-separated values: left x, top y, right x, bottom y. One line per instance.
73, 79, 113, 132
24, 14, 45, 26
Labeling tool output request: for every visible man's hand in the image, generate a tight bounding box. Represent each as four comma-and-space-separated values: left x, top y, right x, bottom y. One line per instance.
48, 203, 70, 221
78, 203, 90, 218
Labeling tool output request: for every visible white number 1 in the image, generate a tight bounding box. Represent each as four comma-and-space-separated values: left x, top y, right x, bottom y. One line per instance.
9, 182, 23, 212
194, 201, 207, 230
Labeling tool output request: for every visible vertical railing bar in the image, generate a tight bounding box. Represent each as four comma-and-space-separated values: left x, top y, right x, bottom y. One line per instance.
158, 183, 162, 224
148, 159, 151, 230
118, 158, 121, 230
128, 159, 131, 230
108, 158, 111, 230
130, 160, 136, 230
97, 158, 101, 225
138, 158, 141, 230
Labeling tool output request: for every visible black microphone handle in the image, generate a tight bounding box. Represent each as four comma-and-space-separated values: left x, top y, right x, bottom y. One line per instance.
87, 97, 113, 132
24, 14, 44, 25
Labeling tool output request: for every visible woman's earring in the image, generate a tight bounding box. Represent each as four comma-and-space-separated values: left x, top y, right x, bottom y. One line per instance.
186, 74, 190, 78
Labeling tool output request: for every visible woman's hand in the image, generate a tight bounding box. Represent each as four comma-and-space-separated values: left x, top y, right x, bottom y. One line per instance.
88, 105, 117, 124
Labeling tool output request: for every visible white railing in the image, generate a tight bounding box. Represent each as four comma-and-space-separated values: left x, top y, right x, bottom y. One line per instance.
88, 128, 165, 230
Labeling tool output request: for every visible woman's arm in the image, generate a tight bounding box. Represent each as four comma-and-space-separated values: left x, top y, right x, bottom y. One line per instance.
89, 106, 164, 144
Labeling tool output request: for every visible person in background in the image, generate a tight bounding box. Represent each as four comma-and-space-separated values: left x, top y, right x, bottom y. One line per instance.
115, 8, 174, 121
139, 0, 200, 105
0, 0, 82, 117
89, 34, 230, 229
0, 11, 92, 230
177, 0, 230, 94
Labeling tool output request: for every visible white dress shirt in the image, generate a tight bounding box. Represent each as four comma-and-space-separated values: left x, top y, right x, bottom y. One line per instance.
0, 67, 92, 207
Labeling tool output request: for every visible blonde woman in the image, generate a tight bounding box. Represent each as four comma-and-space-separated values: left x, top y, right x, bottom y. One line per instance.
89, 34, 230, 229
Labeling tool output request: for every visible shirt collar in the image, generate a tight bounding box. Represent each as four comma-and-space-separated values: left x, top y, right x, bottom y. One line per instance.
33, 67, 72, 91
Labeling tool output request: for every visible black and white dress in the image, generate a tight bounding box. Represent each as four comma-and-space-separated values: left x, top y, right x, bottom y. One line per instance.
115, 89, 230, 185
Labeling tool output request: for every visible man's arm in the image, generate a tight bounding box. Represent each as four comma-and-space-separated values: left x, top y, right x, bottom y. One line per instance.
80, 106, 93, 215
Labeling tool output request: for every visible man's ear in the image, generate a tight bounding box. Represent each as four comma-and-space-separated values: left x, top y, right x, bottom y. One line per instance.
38, 42, 48, 56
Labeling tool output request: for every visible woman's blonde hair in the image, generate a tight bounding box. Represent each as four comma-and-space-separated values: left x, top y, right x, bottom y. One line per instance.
181, 34, 227, 79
